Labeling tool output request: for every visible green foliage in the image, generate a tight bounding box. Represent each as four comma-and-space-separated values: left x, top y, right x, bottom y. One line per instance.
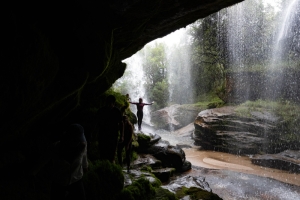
119, 178, 156, 200
142, 43, 168, 88
150, 80, 169, 110
192, 93, 224, 109
83, 160, 124, 200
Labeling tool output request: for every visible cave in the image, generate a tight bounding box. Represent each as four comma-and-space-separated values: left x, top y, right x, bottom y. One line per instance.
0, 0, 246, 198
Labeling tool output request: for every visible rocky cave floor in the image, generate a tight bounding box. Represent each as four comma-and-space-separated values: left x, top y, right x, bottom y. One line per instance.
131, 123, 300, 200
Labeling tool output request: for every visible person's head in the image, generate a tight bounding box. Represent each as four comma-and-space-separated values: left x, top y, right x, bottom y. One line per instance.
106, 95, 116, 106
60, 124, 86, 161
139, 98, 143, 103
61, 124, 86, 147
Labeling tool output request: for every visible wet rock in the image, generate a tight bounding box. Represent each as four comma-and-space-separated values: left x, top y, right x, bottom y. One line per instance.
131, 154, 162, 169
123, 169, 160, 187
187, 167, 300, 200
136, 132, 189, 171
176, 143, 193, 149
193, 106, 281, 155
151, 105, 181, 130
146, 143, 186, 171
162, 175, 213, 194
152, 168, 176, 183
251, 150, 300, 173
179, 161, 192, 173
151, 104, 202, 130
137, 132, 161, 149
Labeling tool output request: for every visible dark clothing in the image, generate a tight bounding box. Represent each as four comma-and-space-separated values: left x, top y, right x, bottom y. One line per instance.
117, 119, 133, 170
96, 106, 123, 162
51, 124, 88, 200
137, 110, 143, 129
136, 103, 146, 112
130, 102, 151, 130
51, 179, 86, 200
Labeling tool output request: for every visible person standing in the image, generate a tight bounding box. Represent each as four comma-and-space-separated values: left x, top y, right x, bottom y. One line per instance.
117, 115, 134, 172
96, 95, 124, 163
129, 98, 153, 131
51, 124, 88, 200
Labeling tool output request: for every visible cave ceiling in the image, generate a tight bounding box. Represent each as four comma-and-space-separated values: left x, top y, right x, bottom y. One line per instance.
1, 0, 245, 139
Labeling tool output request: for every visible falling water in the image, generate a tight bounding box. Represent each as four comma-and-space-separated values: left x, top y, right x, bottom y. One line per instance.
227, 3, 246, 70
113, 51, 152, 124
276, 0, 299, 47
225, 0, 262, 102
165, 28, 194, 105
268, 0, 300, 100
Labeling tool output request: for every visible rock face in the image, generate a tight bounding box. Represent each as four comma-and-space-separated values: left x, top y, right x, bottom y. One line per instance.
193, 106, 300, 173
136, 132, 191, 172
193, 106, 282, 155
151, 104, 202, 130
251, 150, 300, 173
162, 175, 223, 200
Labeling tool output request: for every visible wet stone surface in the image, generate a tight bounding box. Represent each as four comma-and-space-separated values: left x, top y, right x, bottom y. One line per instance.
175, 167, 300, 200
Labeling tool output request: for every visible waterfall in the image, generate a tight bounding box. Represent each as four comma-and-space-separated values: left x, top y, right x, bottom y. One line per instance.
271, 0, 299, 67
113, 50, 152, 124
163, 28, 193, 105
268, 0, 300, 100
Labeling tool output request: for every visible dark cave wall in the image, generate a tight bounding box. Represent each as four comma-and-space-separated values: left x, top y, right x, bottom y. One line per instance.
0, 0, 245, 171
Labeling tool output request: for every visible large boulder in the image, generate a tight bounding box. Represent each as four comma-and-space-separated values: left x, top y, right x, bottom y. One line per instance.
251, 150, 300, 173
151, 104, 202, 130
137, 132, 190, 171
193, 106, 284, 155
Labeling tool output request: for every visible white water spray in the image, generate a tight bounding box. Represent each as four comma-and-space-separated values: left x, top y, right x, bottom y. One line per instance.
113, 51, 152, 124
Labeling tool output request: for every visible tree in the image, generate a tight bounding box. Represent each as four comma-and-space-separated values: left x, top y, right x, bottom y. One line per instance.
142, 42, 169, 109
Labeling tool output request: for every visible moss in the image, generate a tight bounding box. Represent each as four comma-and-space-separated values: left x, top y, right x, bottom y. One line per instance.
104, 89, 128, 109
119, 178, 156, 200
153, 187, 178, 200
83, 160, 124, 200
137, 133, 151, 148
175, 186, 188, 199
175, 187, 222, 200
141, 165, 153, 173
186, 187, 222, 200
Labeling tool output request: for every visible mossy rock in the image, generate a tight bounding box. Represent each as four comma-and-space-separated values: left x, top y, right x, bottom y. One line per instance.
119, 178, 156, 200
153, 187, 178, 200
152, 168, 176, 183
137, 133, 151, 149
83, 160, 124, 200
176, 186, 222, 200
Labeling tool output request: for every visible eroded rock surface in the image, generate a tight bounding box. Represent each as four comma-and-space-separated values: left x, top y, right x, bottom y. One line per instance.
151, 104, 202, 130
193, 106, 283, 155
251, 150, 300, 173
